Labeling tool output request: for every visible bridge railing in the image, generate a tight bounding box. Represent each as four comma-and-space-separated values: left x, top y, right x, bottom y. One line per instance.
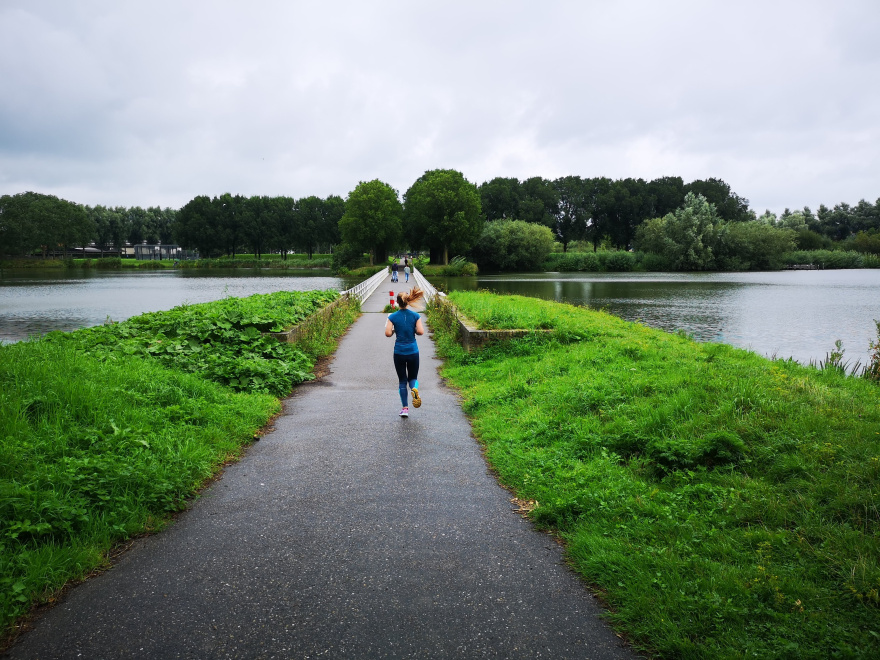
411, 266, 441, 303
341, 267, 388, 304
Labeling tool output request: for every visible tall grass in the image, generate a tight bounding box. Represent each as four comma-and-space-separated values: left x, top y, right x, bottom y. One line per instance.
429, 292, 880, 658
543, 250, 638, 272
782, 249, 878, 269
0, 341, 279, 637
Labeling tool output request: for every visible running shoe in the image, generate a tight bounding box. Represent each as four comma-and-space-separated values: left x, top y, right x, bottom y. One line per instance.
399, 407, 409, 417
411, 388, 421, 408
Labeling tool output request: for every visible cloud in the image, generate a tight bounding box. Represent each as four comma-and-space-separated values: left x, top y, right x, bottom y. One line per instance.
0, 0, 878, 213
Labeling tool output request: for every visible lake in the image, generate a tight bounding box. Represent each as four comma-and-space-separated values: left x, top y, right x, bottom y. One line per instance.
0, 268, 355, 343
434, 269, 880, 367
1, 268, 879, 367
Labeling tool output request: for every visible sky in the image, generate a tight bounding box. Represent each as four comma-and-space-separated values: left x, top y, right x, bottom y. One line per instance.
1, 0, 878, 215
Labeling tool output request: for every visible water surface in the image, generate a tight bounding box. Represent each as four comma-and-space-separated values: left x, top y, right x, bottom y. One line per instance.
432, 270, 880, 366
3, 268, 878, 367
0, 269, 353, 343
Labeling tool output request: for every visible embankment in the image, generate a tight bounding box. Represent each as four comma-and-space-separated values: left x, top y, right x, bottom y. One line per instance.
429, 290, 880, 659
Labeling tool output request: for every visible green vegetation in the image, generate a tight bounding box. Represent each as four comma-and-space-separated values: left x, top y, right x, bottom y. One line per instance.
416, 256, 478, 277
782, 250, 880, 270
429, 291, 880, 658
544, 250, 638, 273
470, 219, 556, 272
339, 180, 404, 265
46, 291, 349, 397
176, 194, 342, 260
0, 290, 358, 638
179, 255, 332, 269
404, 169, 483, 265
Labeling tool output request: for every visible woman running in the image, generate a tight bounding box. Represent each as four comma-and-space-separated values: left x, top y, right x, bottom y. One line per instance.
385, 287, 425, 417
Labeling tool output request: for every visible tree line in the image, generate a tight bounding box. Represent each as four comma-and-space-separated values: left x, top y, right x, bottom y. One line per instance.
2, 173, 879, 267
175, 194, 344, 259
0, 192, 178, 257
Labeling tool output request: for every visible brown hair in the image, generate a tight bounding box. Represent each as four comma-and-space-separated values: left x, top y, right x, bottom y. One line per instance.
397, 286, 424, 309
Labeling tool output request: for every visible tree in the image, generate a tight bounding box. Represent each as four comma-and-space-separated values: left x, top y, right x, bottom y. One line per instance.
479, 177, 520, 221
683, 178, 750, 221
0, 192, 91, 258
647, 176, 685, 218
295, 196, 324, 258
272, 196, 299, 259
552, 176, 589, 252
519, 177, 558, 228
339, 180, 403, 265
635, 192, 721, 270
320, 195, 345, 252
603, 177, 652, 249
216, 193, 247, 257
469, 219, 556, 271
241, 196, 277, 259
0, 193, 28, 255
404, 169, 483, 265
175, 195, 219, 256
717, 222, 795, 270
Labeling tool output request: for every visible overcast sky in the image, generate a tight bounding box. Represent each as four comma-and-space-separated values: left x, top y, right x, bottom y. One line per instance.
1, 0, 878, 215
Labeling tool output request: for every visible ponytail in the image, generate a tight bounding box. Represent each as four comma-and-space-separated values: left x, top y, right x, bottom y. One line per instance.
397, 286, 424, 309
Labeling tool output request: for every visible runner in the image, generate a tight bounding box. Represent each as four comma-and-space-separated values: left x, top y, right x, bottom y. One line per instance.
384, 287, 425, 417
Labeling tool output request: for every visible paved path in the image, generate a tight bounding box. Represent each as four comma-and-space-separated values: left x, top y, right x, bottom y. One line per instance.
6, 275, 637, 659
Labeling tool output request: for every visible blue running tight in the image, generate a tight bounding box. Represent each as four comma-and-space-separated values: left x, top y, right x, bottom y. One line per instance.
393, 353, 419, 407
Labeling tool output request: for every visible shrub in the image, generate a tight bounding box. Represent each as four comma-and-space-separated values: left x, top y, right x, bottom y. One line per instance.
470, 219, 556, 271
546, 252, 600, 272
331, 243, 369, 273
602, 251, 635, 272
782, 250, 864, 269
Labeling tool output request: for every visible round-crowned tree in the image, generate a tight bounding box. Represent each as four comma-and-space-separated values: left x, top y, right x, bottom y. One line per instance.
339, 180, 403, 265
470, 219, 556, 271
404, 169, 483, 265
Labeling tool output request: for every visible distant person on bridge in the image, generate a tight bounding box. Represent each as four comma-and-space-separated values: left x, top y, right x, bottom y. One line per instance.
385, 287, 425, 417
391, 261, 399, 282
403, 263, 411, 282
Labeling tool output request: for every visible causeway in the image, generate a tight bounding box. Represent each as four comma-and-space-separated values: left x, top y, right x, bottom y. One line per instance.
7, 273, 636, 659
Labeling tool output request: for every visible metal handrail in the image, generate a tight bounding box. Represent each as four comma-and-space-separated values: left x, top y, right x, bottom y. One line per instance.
341, 267, 388, 304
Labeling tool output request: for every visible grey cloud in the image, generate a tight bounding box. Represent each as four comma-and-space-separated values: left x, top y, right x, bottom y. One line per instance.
0, 0, 878, 214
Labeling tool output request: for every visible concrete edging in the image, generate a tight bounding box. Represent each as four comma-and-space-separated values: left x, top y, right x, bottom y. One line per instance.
268, 295, 356, 344
432, 295, 552, 352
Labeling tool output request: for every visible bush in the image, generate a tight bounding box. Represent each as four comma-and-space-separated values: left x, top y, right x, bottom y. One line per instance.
331, 243, 369, 273
470, 219, 555, 271
601, 251, 636, 272
634, 251, 671, 271
545, 252, 600, 272
717, 222, 796, 270
782, 250, 865, 269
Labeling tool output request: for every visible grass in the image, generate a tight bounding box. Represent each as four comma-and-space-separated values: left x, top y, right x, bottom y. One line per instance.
0, 289, 359, 642
429, 291, 880, 659
180, 254, 333, 269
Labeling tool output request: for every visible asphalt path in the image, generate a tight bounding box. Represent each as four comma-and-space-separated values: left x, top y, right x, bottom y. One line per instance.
6, 275, 638, 659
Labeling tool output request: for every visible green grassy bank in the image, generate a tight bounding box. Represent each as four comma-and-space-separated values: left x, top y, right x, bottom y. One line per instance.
429, 291, 880, 659
0, 289, 359, 642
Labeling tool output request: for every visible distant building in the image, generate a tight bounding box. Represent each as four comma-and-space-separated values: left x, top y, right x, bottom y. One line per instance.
133, 244, 198, 260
